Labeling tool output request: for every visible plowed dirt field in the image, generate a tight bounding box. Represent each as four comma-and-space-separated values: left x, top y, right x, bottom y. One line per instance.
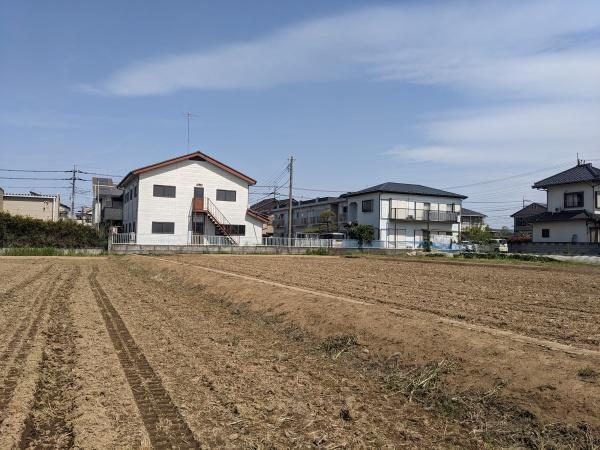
1, 255, 598, 448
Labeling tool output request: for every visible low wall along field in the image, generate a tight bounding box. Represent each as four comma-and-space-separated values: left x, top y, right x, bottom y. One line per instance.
0, 254, 598, 448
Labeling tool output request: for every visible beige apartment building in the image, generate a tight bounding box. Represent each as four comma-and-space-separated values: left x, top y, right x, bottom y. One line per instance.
0, 190, 61, 221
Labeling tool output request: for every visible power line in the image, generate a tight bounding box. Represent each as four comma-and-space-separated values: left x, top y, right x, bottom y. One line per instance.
0, 168, 69, 173
0, 176, 72, 180
443, 161, 572, 190
77, 170, 123, 177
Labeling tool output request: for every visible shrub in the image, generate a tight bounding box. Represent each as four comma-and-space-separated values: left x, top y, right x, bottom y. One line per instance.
348, 224, 374, 248
0, 212, 106, 249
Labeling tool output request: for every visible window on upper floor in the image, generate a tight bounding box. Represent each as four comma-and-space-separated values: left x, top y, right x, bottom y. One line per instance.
596, 191, 600, 209
564, 191, 584, 208
216, 189, 236, 202
515, 217, 528, 227
542, 228, 550, 238
134, 186, 138, 197
362, 199, 373, 212
153, 185, 176, 198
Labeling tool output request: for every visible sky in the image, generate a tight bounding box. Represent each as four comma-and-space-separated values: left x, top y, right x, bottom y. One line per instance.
1, 0, 600, 226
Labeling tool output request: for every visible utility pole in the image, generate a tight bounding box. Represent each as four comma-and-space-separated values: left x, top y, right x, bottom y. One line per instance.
287, 156, 294, 240
70, 165, 76, 219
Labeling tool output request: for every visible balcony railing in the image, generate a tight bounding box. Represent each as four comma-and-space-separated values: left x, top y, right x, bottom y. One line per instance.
390, 208, 459, 222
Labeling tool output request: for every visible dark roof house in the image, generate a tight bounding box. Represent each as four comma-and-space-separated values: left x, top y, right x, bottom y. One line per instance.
342, 182, 467, 199
533, 163, 600, 188
461, 208, 486, 218
527, 162, 600, 243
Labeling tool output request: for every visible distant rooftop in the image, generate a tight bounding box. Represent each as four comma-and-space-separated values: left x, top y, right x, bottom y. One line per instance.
461, 208, 486, 217
342, 182, 467, 199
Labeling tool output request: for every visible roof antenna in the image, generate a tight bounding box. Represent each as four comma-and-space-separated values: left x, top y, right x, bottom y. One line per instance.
185, 112, 194, 151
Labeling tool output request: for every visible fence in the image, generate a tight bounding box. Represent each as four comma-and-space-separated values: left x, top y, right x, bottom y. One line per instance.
111, 232, 136, 244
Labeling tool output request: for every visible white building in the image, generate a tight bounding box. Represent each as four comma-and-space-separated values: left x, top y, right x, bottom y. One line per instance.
117, 151, 267, 245
341, 182, 466, 247
530, 162, 600, 243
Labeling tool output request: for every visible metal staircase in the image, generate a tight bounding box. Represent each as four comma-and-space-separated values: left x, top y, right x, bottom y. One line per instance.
192, 197, 238, 245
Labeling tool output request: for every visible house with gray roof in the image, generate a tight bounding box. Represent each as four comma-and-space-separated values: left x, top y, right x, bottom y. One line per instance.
340, 182, 467, 247
530, 162, 600, 243
460, 208, 486, 230
510, 202, 547, 236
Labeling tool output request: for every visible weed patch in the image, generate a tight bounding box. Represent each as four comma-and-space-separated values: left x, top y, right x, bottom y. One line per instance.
321, 335, 358, 359
578, 366, 599, 381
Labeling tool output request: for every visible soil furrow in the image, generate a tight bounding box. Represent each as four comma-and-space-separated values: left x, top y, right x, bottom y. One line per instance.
18, 266, 80, 449
0, 270, 64, 417
148, 256, 600, 357
88, 266, 200, 449
1, 264, 52, 298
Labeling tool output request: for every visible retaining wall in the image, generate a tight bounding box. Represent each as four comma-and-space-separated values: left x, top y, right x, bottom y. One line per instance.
109, 244, 420, 256
508, 242, 600, 256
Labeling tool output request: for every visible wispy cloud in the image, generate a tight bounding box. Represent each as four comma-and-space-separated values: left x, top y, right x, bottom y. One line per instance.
86, 0, 600, 183
385, 102, 600, 164
88, 1, 600, 97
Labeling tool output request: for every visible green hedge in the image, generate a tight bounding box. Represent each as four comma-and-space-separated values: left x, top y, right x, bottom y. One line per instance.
0, 212, 106, 248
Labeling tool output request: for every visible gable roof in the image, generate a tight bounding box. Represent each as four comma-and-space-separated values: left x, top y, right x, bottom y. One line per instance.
510, 202, 547, 217
118, 151, 256, 188
533, 163, 600, 189
461, 208, 486, 217
342, 182, 467, 199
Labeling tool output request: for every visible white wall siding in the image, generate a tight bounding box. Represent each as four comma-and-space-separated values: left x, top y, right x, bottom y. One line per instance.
532, 221, 590, 243
130, 159, 259, 245
546, 182, 598, 213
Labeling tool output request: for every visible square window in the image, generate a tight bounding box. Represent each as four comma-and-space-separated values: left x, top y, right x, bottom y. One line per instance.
542, 228, 550, 238
564, 192, 583, 208
216, 189, 236, 202
362, 199, 374, 212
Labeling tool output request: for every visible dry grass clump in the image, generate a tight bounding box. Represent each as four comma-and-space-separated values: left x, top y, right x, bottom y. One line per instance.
578, 366, 599, 381
384, 358, 454, 402
321, 335, 358, 359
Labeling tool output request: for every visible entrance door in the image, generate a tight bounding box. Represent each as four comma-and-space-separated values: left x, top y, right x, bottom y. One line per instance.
192, 187, 205, 238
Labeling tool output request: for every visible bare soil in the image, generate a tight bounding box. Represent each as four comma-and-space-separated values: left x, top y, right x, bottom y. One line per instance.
0, 255, 598, 448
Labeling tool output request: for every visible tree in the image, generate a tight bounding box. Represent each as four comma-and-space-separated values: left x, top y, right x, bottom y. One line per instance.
319, 210, 336, 232
348, 224, 374, 248
466, 225, 493, 244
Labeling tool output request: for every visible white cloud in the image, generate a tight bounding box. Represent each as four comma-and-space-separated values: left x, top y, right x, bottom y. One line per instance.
90, 1, 600, 96
385, 102, 600, 164
87, 0, 600, 189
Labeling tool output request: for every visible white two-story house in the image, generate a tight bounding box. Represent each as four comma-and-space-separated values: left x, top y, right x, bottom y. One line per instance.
531, 162, 600, 243
341, 182, 467, 247
118, 151, 267, 245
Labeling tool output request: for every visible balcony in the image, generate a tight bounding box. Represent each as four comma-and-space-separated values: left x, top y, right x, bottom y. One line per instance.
192, 197, 205, 212
390, 208, 458, 222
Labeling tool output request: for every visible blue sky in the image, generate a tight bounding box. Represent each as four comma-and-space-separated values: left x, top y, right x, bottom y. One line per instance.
1, 0, 600, 226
